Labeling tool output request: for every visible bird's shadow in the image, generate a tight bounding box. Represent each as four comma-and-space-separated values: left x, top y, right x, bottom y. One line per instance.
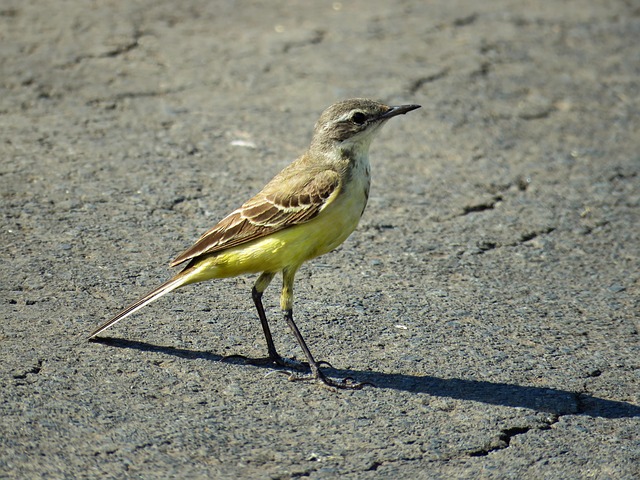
91, 337, 639, 419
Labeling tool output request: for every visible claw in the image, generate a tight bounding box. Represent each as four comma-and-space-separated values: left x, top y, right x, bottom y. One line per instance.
287, 370, 369, 390
220, 353, 309, 371
221, 354, 371, 389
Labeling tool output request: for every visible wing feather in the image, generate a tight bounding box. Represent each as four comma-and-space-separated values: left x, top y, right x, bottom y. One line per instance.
170, 169, 341, 267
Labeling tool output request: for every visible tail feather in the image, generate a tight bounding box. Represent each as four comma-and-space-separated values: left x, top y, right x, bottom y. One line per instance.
88, 273, 188, 339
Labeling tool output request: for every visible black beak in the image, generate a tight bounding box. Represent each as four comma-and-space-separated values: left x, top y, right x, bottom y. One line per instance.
379, 104, 421, 120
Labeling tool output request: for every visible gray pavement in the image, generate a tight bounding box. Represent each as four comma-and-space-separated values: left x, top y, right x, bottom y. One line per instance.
1, 1, 638, 478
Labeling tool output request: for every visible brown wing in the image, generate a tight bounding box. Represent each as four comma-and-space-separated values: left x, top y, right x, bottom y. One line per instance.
170, 169, 341, 267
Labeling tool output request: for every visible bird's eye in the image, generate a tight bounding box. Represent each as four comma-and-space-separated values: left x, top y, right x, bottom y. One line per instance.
351, 112, 367, 125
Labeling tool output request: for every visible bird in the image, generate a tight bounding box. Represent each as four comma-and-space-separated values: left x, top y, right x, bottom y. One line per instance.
89, 98, 421, 389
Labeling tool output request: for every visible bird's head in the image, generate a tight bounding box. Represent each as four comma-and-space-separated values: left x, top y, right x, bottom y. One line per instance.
311, 98, 420, 154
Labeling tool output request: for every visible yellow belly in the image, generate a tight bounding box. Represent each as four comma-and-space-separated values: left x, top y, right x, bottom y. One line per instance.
184, 183, 368, 283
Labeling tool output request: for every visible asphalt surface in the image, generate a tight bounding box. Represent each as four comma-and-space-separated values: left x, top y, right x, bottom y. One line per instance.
1, 1, 638, 478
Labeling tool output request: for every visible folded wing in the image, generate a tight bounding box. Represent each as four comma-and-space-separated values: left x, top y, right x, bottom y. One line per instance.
170, 169, 341, 267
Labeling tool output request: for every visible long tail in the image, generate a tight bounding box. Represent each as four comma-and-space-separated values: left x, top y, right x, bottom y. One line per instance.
88, 272, 190, 339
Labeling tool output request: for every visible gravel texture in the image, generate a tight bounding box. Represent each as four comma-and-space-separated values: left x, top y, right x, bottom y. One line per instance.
1, 1, 639, 478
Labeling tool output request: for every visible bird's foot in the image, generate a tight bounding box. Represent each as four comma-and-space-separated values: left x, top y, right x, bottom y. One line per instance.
287, 369, 371, 390
221, 353, 332, 372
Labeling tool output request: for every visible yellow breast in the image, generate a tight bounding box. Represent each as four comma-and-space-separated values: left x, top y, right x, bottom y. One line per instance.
187, 157, 371, 281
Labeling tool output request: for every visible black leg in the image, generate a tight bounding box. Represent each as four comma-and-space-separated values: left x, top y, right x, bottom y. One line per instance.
283, 308, 365, 390
252, 285, 280, 361
226, 272, 307, 371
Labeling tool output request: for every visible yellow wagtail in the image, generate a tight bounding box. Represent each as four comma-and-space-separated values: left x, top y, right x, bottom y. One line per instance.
89, 98, 420, 389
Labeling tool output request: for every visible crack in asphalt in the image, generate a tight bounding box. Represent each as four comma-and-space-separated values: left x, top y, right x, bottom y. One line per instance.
468, 414, 560, 457
407, 68, 450, 94
12, 359, 43, 379
461, 195, 503, 215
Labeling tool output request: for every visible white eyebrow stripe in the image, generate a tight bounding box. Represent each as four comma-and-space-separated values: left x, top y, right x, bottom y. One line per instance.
336, 110, 357, 122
